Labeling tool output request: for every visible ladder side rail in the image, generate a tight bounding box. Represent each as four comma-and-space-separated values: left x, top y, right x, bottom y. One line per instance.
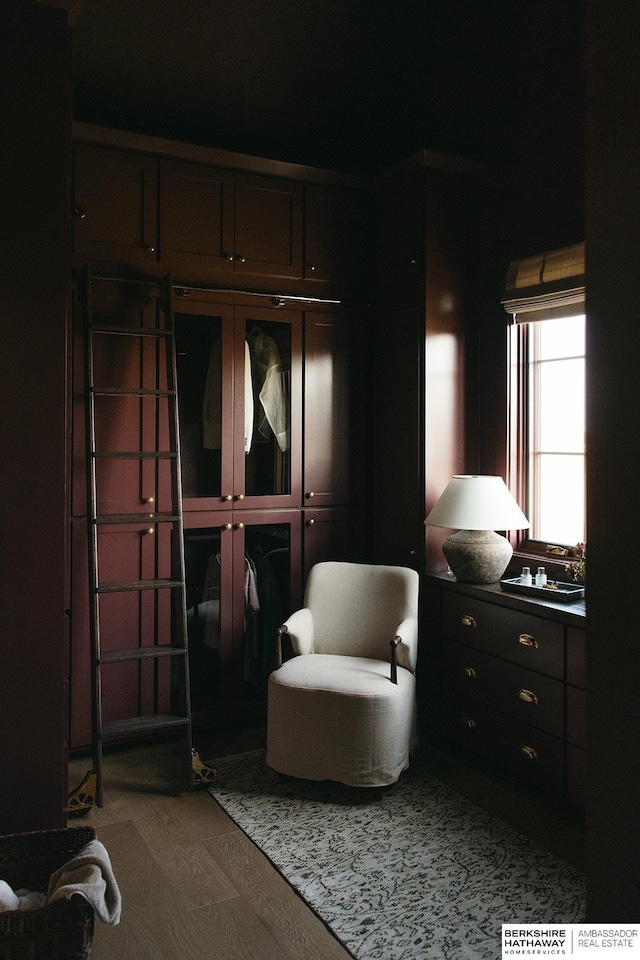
162, 275, 194, 787
81, 266, 105, 806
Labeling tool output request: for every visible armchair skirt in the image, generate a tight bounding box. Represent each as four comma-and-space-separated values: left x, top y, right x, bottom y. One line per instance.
267, 654, 417, 787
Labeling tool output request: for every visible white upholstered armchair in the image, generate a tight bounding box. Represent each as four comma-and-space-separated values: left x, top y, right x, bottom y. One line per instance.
266, 561, 420, 787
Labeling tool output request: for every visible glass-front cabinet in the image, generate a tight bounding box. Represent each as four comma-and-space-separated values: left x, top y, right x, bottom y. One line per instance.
174, 293, 303, 725
174, 296, 302, 511
183, 511, 301, 726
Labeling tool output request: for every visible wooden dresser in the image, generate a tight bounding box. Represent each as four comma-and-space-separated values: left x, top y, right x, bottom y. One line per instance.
423, 571, 586, 810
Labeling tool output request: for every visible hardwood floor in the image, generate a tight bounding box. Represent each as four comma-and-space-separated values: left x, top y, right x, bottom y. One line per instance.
68, 728, 352, 960
68, 725, 584, 960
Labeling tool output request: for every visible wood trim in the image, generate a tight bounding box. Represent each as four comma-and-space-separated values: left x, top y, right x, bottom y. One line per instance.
72, 122, 365, 188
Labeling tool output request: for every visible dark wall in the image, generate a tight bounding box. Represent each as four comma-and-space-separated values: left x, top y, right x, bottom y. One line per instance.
0, 0, 70, 831
585, 0, 640, 919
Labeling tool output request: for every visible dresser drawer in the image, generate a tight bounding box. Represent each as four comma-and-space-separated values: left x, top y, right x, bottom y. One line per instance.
445, 693, 565, 797
443, 592, 564, 677
446, 642, 565, 737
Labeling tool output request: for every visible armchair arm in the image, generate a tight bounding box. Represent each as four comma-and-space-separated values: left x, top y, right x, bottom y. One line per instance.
275, 607, 314, 665
390, 617, 418, 674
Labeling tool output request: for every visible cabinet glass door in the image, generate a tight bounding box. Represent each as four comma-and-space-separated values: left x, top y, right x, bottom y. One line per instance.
184, 511, 300, 725
240, 313, 294, 500
175, 306, 233, 504
176, 302, 301, 510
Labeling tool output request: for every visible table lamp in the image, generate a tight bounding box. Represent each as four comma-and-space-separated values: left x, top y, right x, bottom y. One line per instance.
425, 475, 529, 583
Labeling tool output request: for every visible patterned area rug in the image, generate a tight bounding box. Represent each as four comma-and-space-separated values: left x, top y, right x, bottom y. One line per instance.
209, 750, 585, 960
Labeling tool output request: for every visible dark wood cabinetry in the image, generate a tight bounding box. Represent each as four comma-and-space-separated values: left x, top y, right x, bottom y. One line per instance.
303, 184, 369, 284
161, 163, 303, 278
69, 128, 367, 744
425, 572, 586, 809
72, 145, 158, 268
72, 135, 367, 290
369, 156, 481, 571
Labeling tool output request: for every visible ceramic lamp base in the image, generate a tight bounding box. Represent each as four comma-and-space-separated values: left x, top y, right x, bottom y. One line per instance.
443, 529, 513, 584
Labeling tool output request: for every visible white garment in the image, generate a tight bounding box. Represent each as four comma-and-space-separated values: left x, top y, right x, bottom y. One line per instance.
0, 879, 45, 912
244, 340, 254, 453
202, 338, 254, 454
251, 331, 289, 452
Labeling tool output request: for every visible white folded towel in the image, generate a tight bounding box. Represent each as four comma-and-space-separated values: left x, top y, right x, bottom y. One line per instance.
46, 838, 121, 925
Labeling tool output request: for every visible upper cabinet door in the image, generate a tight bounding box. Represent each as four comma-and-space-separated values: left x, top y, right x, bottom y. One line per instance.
233, 173, 303, 278
73, 145, 158, 267
160, 164, 303, 279
304, 184, 368, 284
160, 161, 235, 274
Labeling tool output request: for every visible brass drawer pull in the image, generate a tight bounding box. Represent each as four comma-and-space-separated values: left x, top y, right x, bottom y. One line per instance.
461, 615, 477, 628
520, 745, 539, 761
518, 633, 539, 648
463, 667, 477, 679
518, 688, 539, 705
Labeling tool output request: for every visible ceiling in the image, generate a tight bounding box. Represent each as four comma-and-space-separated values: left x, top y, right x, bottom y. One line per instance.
71, 0, 583, 176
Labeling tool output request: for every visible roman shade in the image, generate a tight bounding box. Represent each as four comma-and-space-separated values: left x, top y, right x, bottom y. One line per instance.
502, 241, 585, 323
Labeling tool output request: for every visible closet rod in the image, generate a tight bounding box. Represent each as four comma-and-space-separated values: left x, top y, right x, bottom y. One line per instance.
88, 274, 343, 305
174, 283, 342, 305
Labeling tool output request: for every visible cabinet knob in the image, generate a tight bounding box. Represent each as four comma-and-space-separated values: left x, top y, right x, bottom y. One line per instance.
461, 615, 477, 628
307, 263, 316, 272
520, 745, 539, 761
225, 254, 235, 262
235, 522, 244, 530
306, 518, 315, 526
305, 491, 315, 499
223, 494, 233, 502
143, 496, 154, 505
236, 256, 246, 263
463, 718, 476, 730
235, 493, 244, 501
463, 667, 477, 679
143, 527, 154, 536
72, 204, 85, 220
518, 633, 539, 648
222, 522, 232, 530
518, 688, 539, 706
142, 244, 156, 252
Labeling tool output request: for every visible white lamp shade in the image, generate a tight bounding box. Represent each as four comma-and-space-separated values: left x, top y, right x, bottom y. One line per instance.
425, 475, 529, 532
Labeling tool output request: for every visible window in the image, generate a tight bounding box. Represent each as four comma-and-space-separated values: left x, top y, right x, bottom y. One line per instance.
504, 243, 586, 552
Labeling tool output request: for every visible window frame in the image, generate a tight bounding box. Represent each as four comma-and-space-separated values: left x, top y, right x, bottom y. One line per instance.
508, 317, 586, 563
503, 242, 586, 571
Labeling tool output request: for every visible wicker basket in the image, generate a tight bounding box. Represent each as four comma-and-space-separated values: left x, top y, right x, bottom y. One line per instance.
0, 827, 96, 960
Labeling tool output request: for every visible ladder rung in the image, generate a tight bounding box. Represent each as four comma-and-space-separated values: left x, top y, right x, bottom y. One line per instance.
100, 645, 187, 663
97, 578, 185, 593
102, 715, 190, 740
91, 387, 175, 397
93, 451, 178, 459
95, 513, 180, 525
90, 324, 172, 337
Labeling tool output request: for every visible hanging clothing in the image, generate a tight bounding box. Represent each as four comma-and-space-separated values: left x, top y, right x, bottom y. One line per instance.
201, 552, 221, 650
203, 339, 254, 454
200, 552, 260, 651
250, 330, 289, 452
243, 340, 254, 453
